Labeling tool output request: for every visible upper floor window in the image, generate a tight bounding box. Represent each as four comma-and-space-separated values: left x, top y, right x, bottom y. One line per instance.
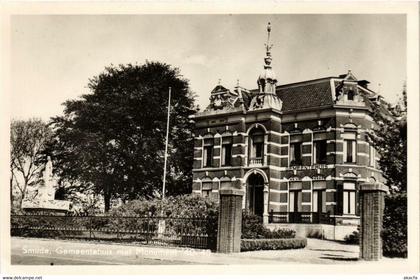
221, 137, 233, 166
290, 142, 302, 166
203, 138, 214, 167
343, 132, 357, 163
249, 128, 265, 165
313, 140, 327, 164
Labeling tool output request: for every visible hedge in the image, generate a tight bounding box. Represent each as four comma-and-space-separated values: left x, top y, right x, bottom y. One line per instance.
241, 238, 307, 251
241, 211, 295, 239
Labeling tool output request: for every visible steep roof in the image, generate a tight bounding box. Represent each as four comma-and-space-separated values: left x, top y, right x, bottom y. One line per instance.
276, 78, 334, 112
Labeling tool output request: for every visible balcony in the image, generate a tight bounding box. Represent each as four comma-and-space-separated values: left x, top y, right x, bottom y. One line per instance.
268, 211, 336, 225
249, 157, 263, 166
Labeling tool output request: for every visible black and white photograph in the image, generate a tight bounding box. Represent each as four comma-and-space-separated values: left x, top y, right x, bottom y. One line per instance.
0, 2, 419, 278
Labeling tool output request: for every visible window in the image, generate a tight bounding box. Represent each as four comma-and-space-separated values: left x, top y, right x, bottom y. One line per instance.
313, 190, 326, 213
249, 128, 265, 165
202, 189, 211, 198
343, 182, 356, 215
289, 190, 302, 212
344, 139, 356, 163
313, 140, 327, 164
202, 182, 212, 198
252, 134, 264, 158
347, 90, 355, 101
203, 138, 214, 167
369, 145, 375, 167
290, 142, 302, 165
221, 137, 233, 166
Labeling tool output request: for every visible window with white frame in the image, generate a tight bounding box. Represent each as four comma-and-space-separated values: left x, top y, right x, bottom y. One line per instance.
313, 140, 327, 164
312, 181, 327, 213
343, 182, 356, 215
249, 128, 265, 165
202, 182, 212, 197
221, 137, 233, 166
343, 132, 357, 163
203, 138, 214, 167
290, 142, 302, 165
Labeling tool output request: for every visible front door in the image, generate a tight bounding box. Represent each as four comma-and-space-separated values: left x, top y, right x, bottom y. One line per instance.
247, 173, 264, 217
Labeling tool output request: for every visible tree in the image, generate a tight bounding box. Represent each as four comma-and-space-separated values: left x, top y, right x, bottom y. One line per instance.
368, 89, 407, 191
367, 88, 407, 257
49, 62, 197, 212
10, 118, 53, 209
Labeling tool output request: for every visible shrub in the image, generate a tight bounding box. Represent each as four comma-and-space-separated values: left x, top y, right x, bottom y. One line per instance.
382, 192, 407, 258
241, 211, 295, 239
241, 238, 306, 251
110, 195, 219, 237
344, 230, 359, 245
241, 211, 267, 239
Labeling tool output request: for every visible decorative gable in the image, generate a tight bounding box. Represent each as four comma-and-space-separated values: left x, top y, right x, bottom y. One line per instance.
335, 71, 365, 105
205, 84, 238, 111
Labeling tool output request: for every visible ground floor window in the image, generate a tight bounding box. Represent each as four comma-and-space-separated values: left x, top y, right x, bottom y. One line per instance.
289, 189, 302, 212
202, 182, 212, 198
312, 190, 326, 213
202, 189, 211, 197
343, 182, 356, 215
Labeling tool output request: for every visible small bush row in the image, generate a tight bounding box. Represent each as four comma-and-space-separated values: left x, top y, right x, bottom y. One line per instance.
344, 230, 360, 245
241, 211, 295, 239
241, 238, 307, 252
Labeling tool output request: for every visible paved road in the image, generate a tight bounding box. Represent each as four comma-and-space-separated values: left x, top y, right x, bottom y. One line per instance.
11, 237, 365, 265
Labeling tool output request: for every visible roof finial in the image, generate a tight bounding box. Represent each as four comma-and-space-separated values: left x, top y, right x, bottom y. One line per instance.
236, 79, 240, 87
218, 79, 221, 85
265, 22, 273, 56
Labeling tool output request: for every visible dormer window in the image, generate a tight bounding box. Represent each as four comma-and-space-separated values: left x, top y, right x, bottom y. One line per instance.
347, 90, 355, 101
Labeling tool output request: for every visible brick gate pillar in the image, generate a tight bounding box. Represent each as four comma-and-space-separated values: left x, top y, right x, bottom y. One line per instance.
217, 188, 244, 253
359, 182, 389, 261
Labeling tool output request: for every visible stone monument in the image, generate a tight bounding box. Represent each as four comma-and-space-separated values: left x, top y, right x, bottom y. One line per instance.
22, 156, 71, 214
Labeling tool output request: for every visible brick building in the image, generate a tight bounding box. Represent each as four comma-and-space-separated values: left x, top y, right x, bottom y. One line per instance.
190, 23, 385, 238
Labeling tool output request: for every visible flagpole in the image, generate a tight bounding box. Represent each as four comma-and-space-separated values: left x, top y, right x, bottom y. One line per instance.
162, 87, 171, 200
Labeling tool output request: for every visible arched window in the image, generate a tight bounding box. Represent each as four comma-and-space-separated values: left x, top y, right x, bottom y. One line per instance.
248, 127, 265, 165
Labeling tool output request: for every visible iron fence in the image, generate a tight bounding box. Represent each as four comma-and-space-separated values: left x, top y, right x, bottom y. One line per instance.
11, 214, 217, 250
268, 211, 336, 225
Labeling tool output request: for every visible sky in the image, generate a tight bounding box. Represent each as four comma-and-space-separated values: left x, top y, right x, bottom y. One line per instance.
11, 14, 406, 120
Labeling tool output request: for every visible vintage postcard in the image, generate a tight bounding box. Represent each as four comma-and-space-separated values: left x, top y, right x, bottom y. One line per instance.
0, 1, 419, 278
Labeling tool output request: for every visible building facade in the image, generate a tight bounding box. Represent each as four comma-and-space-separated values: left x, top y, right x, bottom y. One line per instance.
190, 23, 385, 233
